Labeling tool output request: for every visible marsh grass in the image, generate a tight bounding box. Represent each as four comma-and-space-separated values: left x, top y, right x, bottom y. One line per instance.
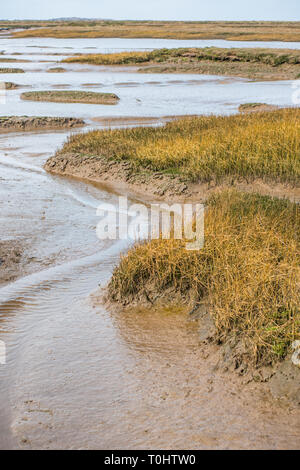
47, 67, 67, 73
21, 90, 120, 105
63, 48, 300, 80
109, 190, 300, 366
3, 82, 19, 89
59, 108, 300, 185
11, 21, 300, 41
63, 47, 300, 66
0, 68, 24, 73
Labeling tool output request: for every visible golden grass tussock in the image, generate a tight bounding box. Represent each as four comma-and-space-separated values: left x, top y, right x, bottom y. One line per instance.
108, 190, 300, 366
58, 108, 300, 185
63, 47, 300, 66
11, 21, 300, 41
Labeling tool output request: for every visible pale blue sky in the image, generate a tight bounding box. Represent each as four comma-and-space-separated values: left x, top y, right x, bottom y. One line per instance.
0, 0, 299, 21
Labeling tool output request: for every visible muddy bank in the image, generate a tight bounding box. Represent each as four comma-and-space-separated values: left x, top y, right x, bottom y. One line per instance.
193, 308, 300, 407
91, 114, 199, 127
0, 240, 24, 286
2, 82, 20, 90
47, 67, 67, 73
0, 68, 24, 73
45, 153, 300, 203
137, 61, 300, 81
100, 282, 300, 409
0, 116, 85, 133
0, 240, 52, 287
238, 103, 279, 113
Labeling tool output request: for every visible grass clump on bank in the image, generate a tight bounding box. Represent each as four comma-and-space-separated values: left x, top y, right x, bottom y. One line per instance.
0, 67, 24, 73
2, 81, 20, 89
64, 47, 300, 66
20, 90, 120, 105
63, 47, 300, 80
58, 108, 300, 185
108, 190, 300, 366
47, 67, 67, 73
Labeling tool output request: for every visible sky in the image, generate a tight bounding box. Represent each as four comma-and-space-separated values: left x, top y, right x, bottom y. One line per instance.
0, 0, 299, 21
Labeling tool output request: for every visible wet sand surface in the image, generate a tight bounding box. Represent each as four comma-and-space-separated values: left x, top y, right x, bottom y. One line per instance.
0, 36, 299, 450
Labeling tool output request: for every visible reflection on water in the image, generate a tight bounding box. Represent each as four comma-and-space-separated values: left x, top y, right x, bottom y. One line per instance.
0, 35, 299, 450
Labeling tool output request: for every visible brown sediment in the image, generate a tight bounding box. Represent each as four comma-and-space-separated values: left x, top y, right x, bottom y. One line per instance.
2, 82, 20, 90
0, 68, 25, 73
50, 84, 71, 89
81, 83, 103, 87
44, 152, 300, 203
0, 240, 24, 286
99, 296, 300, 410
47, 67, 67, 73
0, 116, 85, 133
0, 239, 62, 287
90, 115, 198, 127
0, 58, 29, 63
20, 90, 120, 105
137, 61, 300, 80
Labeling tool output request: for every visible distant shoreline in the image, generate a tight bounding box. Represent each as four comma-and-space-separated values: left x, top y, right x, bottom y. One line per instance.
3, 20, 300, 42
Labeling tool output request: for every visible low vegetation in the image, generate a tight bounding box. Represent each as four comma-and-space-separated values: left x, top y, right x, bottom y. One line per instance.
10, 20, 300, 42
0, 57, 21, 62
0, 67, 24, 73
238, 103, 279, 113
2, 81, 20, 89
47, 67, 67, 73
20, 90, 120, 105
58, 108, 300, 185
108, 190, 300, 366
64, 47, 300, 80
64, 47, 300, 66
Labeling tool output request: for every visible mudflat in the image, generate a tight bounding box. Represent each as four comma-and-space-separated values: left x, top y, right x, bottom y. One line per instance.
0, 116, 85, 133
